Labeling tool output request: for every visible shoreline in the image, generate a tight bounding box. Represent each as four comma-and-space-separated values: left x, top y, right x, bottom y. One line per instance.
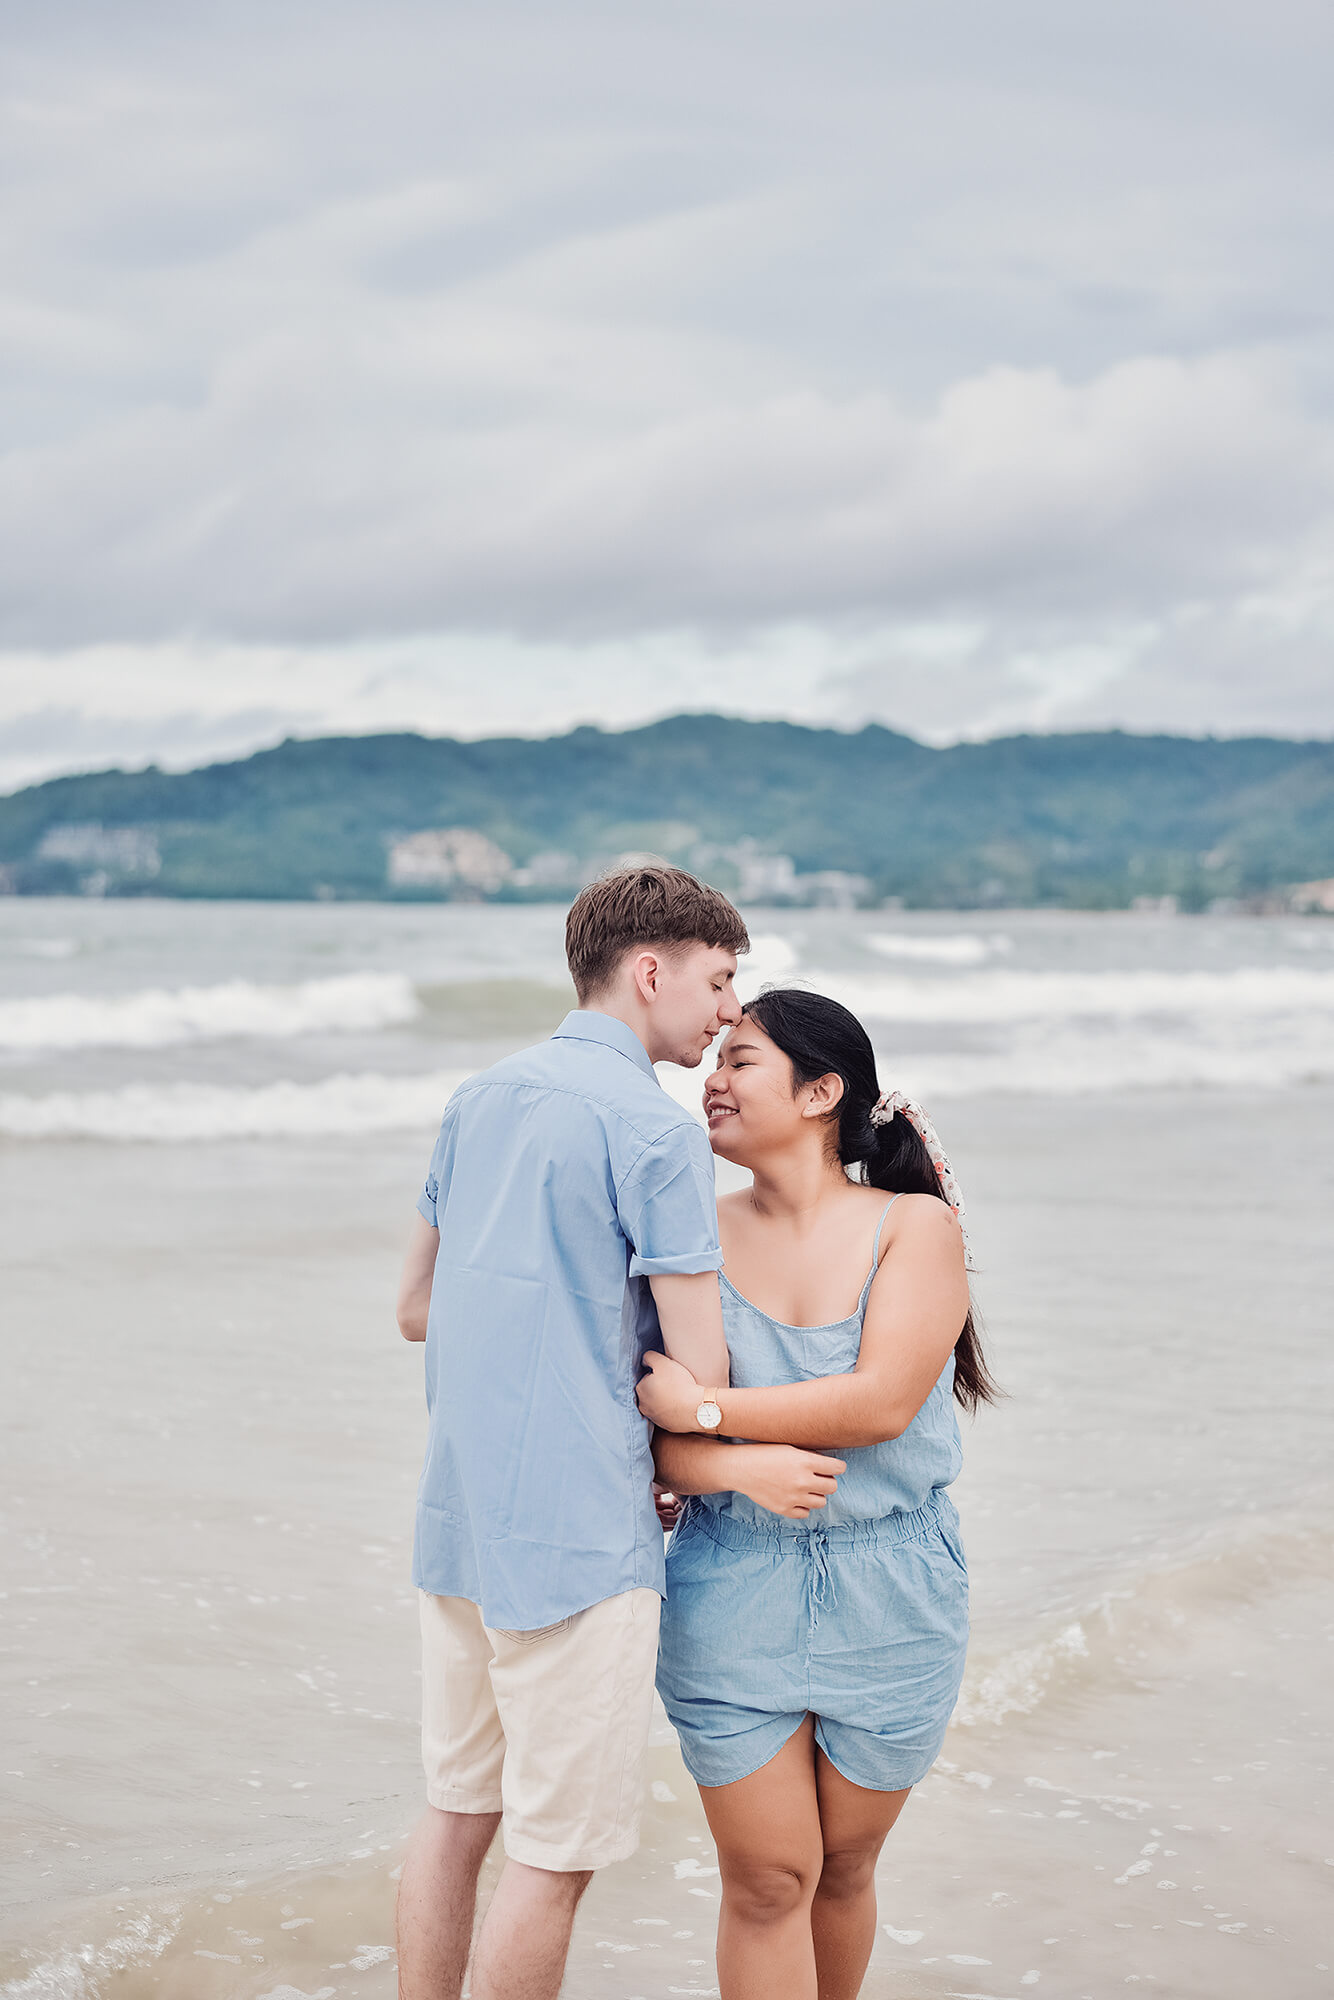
3, 905, 1331, 1997
6, 1512, 1330, 1997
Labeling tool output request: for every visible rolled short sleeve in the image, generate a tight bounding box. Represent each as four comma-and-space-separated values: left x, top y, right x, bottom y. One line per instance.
416, 1097, 461, 1229
618, 1121, 722, 1279
416, 1171, 440, 1227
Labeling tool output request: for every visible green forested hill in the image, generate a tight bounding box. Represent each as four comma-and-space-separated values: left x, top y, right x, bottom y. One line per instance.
2, 716, 1332, 907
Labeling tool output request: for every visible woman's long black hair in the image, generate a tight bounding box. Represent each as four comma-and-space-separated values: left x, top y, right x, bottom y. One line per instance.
742, 986, 1000, 1414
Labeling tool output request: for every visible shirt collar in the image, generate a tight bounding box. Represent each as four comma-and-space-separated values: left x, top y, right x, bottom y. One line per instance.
551, 1009, 656, 1077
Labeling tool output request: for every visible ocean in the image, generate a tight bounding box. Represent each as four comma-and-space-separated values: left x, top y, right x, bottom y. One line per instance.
1, 898, 1331, 2000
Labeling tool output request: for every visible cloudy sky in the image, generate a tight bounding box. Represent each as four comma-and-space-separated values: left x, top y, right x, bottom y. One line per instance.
2, 0, 1332, 789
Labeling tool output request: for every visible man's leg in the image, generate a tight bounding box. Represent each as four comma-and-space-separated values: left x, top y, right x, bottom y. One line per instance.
396, 1804, 501, 2000
469, 1859, 592, 2000
401, 1595, 507, 1999
478, 1589, 661, 1998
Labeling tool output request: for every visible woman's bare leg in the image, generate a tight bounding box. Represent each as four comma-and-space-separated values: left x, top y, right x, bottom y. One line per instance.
809, 1751, 911, 2000
698, 1718, 825, 2000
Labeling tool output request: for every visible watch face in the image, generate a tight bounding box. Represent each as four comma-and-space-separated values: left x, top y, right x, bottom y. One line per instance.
697, 1399, 723, 1431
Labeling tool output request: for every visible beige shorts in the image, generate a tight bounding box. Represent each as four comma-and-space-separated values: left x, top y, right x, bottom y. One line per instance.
419, 1587, 661, 1872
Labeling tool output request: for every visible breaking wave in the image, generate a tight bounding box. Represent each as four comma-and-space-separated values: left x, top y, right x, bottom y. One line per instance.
0, 974, 419, 1052
791, 963, 1334, 1095
816, 964, 1334, 1025
868, 932, 1013, 966
0, 1068, 467, 1141
0, 1906, 181, 1999
954, 1621, 1093, 1729
951, 1505, 1331, 1734
8, 936, 79, 960
658, 1014, 1334, 1107
889, 1017, 1334, 1096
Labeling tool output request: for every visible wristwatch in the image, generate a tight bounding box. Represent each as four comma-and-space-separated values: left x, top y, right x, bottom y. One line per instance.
695, 1389, 723, 1432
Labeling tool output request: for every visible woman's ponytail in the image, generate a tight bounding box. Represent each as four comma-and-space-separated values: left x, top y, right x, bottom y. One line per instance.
862, 1108, 999, 1413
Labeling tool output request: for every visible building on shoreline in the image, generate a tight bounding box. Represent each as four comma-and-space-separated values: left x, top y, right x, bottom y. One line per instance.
386, 828, 514, 896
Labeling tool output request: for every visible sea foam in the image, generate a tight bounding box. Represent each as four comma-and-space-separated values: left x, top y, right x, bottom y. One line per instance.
0, 1068, 468, 1141
951, 1502, 1332, 1739
816, 964, 1334, 1024
954, 1622, 1092, 1729
657, 1002, 1334, 1105
8, 1006, 1330, 1141
884, 1015, 1334, 1096
0, 1906, 181, 1999
868, 932, 1013, 966
0, 973, 419, 1052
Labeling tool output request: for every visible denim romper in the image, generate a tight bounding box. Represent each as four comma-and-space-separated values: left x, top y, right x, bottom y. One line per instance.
657, 1196, 970, 1792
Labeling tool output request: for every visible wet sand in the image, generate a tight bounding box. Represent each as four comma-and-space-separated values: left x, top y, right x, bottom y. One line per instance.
4, 1085, 1332, 1997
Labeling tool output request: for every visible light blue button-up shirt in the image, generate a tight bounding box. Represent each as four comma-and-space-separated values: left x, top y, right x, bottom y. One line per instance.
412, 1010, 723, 1629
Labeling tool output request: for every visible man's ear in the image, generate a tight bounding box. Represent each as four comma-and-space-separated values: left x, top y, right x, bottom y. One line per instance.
800, 1071, 845, 1118
630, 949, 663, 1003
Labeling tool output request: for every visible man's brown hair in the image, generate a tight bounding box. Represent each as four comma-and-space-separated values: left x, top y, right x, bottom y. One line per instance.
565, 863, 750, 1001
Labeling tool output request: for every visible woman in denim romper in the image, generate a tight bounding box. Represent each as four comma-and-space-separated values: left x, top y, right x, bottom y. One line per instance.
641, 989, 998, 2000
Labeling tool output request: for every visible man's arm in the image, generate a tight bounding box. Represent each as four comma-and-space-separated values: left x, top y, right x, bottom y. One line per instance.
648, 1270, 730, 1390
619, 1122, 730, 1388
639, 1197, 968, 1447
396, 1214, 439, 1342
652, 1432, 845, 1520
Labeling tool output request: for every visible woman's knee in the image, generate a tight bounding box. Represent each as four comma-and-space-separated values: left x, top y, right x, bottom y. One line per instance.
815, 1842, 881, 1902
722, 1856, 819, 1925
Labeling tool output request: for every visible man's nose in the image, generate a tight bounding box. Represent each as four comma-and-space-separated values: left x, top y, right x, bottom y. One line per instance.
719, 989, 743, 1024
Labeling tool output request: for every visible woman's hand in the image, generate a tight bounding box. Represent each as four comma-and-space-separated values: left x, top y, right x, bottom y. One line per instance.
732, 1444, 846, 1519
649, 1433, 845, 1516
637, 1350, 705, 1431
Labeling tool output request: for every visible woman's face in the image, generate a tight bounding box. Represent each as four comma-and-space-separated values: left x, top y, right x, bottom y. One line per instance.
703, 1014, 820, 1164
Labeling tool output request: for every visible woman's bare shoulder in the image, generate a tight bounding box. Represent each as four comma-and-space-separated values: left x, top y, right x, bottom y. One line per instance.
877, 1190, 964, 1252
839, 1180, 908, 1221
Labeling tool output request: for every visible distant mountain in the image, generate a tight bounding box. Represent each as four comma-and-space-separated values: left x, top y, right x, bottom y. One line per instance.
2, 716, 1332, 909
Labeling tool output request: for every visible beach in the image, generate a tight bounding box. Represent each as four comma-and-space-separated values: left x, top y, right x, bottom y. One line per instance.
2, 899, 1332, 1998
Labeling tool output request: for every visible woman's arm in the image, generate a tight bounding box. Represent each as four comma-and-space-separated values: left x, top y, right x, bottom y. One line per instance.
639, 1196, 968, 1449
653, 1432, 847, 1520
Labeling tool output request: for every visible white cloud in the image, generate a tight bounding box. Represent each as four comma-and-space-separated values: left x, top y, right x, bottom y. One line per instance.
0, 632, 839, 790
2, 0, 1333, 781
3, 345, 1324, 640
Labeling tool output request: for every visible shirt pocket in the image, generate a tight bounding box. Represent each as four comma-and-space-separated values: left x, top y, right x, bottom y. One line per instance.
491, 1616, 573, 1644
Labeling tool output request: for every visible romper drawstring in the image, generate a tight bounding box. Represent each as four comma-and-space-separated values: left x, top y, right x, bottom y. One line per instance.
805, 1527, 838, 1629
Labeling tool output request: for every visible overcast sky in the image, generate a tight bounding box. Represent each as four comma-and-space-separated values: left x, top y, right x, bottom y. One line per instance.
2, 0, 1332, 790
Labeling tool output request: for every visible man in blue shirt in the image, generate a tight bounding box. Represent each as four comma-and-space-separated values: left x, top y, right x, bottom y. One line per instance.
394, 865, 749, 2000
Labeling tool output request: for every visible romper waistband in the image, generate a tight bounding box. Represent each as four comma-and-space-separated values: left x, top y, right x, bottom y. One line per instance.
680, 1488, 955, 1554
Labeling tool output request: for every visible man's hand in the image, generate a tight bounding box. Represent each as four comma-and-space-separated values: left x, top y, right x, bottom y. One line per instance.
637, 1350, 705, 1431
732, 1444, 846, 1520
